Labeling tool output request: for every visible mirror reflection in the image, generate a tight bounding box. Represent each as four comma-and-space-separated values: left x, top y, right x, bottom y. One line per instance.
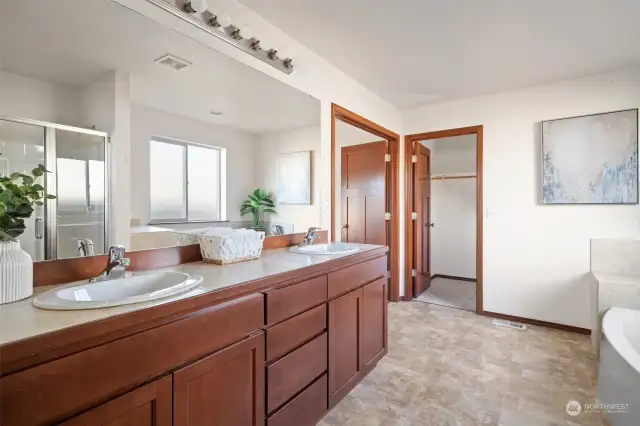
0, 0, 321, 260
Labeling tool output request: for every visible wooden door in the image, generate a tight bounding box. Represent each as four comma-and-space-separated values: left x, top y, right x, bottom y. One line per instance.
173, 332, 265, 426
61, 376, 172, 426
341, 141, 387, 244
361, 277, 388, 371
328, 288, 363, 407
413, 143, 432, 298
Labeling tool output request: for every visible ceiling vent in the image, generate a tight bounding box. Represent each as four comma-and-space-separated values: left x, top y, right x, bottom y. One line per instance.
154, 54, 192, 71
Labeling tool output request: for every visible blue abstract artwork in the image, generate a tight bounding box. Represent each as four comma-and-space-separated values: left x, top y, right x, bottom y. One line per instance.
542, 109, 638, 204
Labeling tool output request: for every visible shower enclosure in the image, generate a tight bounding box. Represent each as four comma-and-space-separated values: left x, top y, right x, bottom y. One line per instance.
0, 116, 109, 260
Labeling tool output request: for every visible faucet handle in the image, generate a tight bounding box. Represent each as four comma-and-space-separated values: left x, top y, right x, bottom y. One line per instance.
108, 245, 126, 262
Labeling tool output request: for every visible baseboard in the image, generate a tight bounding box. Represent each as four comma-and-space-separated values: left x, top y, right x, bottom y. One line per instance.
482, 311, 591, 335
431, 274, 476, 283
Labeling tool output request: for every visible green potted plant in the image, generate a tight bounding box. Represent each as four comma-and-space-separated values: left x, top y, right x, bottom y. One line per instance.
0, 164, 55, 304
240, 188, 276, 230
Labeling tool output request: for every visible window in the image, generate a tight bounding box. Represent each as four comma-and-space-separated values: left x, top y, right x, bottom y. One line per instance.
150, 137, 224, 222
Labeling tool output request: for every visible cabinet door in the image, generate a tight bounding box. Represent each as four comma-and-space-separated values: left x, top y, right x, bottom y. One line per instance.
173, 331, 265, 426
328, 287, 363, 407
361, 277, 388, 370
61, 376, 172, 426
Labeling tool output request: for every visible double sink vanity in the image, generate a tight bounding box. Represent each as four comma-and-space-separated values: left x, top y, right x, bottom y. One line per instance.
0, 242, 389, 426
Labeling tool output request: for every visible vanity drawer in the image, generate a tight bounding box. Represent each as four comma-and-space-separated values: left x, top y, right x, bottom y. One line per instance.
0, 294, 264, 426
267, 374, 327, 426
265, 275, 327, 325
267, 332, 327, 413
266, 304, 326, 362
328, 256, 386, 299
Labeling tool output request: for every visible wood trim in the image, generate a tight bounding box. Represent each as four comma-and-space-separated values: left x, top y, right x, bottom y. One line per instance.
481, 311, 591, 335
2, 247, 388, 376
32, 231, 328, 288
404, 125, 484, 314
331, 103, 401, 302
431, 274, 476, 283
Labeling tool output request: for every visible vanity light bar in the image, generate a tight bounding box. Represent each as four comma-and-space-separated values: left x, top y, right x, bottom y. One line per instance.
144, 0, 294, 74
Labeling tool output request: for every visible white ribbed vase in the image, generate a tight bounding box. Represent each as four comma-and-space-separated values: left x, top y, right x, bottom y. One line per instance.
0, 240, 33, 304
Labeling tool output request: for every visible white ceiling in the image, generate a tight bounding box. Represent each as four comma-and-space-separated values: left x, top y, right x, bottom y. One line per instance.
0, 0, 319, 134
240, 0, 640, 109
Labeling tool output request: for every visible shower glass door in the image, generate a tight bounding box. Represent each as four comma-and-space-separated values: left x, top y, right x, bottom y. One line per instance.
0, 116, 108, 260
0, 119, 46, 261
54, 129, 107, 259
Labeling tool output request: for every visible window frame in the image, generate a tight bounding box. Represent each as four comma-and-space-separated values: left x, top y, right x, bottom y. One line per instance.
148, 136, 226, 224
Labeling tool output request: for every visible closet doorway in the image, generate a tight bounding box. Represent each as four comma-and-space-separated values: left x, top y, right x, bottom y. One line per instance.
404, 126, 483, 313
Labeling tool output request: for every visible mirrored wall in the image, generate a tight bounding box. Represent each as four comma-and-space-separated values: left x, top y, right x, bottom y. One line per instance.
0, 118, 108, 260
0, 0, 321, 260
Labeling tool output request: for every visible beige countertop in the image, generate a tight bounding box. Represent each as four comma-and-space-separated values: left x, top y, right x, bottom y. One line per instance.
0, 244, 383, 346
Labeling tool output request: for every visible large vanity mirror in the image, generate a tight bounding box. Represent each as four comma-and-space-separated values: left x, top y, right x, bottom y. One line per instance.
0, 0, 321, 261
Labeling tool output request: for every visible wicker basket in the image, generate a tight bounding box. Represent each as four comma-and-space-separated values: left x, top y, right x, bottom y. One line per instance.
198, 229, 265, 265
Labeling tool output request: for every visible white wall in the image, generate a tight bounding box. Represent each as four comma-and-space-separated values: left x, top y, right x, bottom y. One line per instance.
424, 137, 477, 279
0, 70, 82, 125
403, 68, 640, 328
130, 105, 257, 225
256, 126, 322, 233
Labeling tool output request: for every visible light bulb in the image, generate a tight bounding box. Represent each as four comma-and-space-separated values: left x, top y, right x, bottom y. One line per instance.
218, 14, 232, 27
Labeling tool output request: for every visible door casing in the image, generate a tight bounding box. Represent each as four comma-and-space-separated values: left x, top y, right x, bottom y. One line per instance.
403, 125, 484, 313
331, 104, 401, 302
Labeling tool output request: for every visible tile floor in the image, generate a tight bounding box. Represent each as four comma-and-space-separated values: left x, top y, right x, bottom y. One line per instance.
415, 278, 476, 312
318, 302, 605, 426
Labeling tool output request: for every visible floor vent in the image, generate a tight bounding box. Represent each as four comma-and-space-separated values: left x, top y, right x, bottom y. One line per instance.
492, 319, 527, 330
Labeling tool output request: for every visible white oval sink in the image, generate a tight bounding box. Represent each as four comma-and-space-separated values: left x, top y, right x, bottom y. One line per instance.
33, 271, 203, 310
289, 243, 359, 255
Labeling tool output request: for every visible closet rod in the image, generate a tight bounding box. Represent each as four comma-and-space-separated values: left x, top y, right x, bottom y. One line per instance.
431, 175, 477, 180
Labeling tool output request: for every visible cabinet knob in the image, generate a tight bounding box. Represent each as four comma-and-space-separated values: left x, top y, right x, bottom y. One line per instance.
342, 224, 349, 229
426, 223, 435, 228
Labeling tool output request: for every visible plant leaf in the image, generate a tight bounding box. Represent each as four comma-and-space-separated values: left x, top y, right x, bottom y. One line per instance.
0, 202, 6, 216
263, 208, 277, 213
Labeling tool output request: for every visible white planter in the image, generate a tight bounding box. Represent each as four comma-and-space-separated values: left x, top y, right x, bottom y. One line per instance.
0, 240, 33, 304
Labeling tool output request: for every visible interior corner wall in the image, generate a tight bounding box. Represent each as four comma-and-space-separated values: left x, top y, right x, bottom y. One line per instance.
0, 70, 82, 125
82, 70, 131, 249
130, 105, 258, 226
403, 67, 640, 328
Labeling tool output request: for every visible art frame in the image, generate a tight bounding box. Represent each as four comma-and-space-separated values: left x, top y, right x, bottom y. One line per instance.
276, 150, 311, 205
541, 108, 639, 205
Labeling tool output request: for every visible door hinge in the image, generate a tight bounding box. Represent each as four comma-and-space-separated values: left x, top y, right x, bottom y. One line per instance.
385, 153, 391, 162
384, 212, 391, 220
412, 154, 417, 163
411, 212, 417, 220
412, 269, 416, 277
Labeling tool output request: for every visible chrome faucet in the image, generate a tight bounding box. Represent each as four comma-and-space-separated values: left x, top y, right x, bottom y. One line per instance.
299, 227, 321, 247
89, 245, 131, 282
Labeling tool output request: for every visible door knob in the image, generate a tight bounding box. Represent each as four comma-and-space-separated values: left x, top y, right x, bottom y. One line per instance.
426, 223, 435, 228
342, 224, 349, 229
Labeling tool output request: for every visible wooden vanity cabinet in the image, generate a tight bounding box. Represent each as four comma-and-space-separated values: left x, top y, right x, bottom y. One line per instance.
328, 271, 388, 407
173, 331, 265, 426
60, 376, 173, 426
0, 248, 388, 426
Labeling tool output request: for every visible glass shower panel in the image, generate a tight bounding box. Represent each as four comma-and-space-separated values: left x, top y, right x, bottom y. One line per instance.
0, 119, 46, 261
55, 129, 106, 259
